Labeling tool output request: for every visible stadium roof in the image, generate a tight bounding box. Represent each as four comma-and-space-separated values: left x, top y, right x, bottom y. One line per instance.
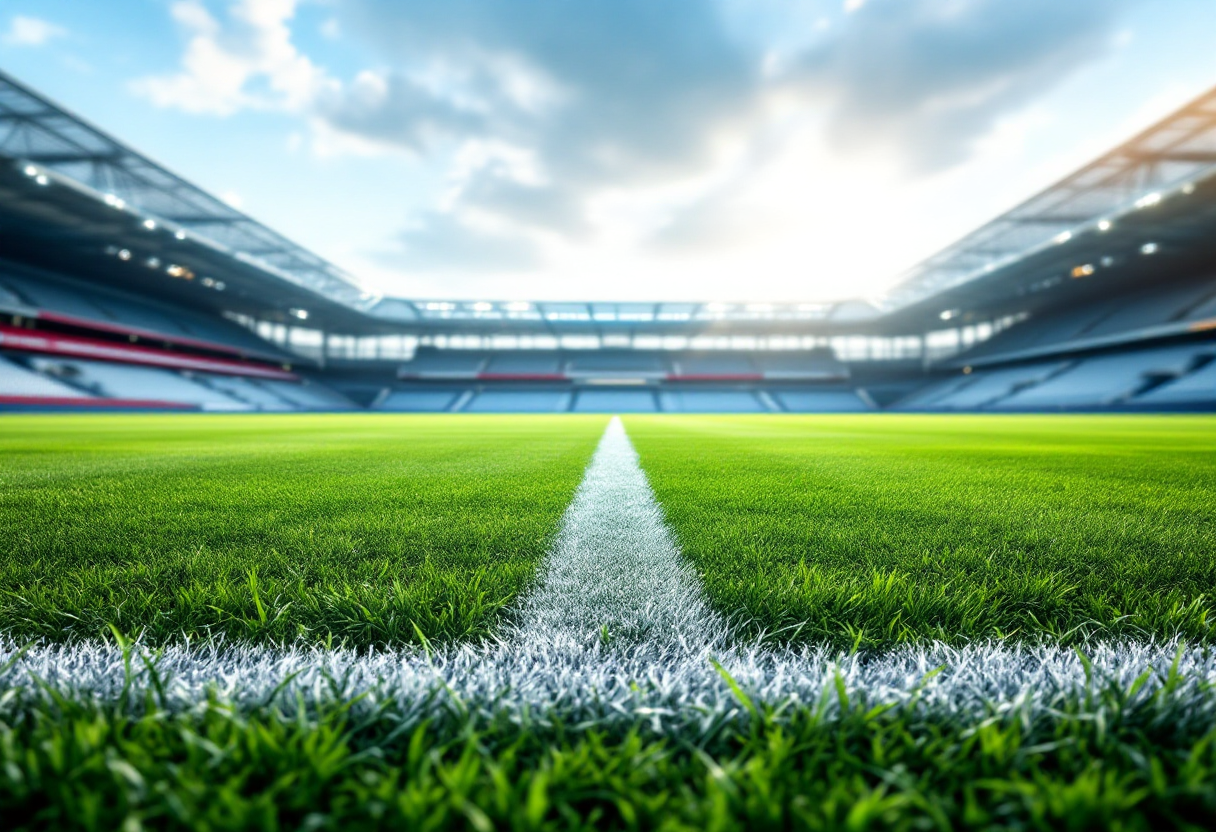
882, 84, 1216, 311
0, 69, 380, 313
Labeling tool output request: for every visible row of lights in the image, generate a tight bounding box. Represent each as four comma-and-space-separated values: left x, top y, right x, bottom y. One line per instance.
22, 160, 336, 321
104, 244, 225, 291
22, 164, 50, 186
944, 182, 1192, 320
417, 299, 832, 319
24, 160, 195, 243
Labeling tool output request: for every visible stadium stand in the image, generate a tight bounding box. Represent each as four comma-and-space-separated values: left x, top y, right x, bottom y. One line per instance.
0, 269, 285, 359
997, 346, 1206, 410
899, 363, 1069, 411
200, 375, 297, 411
0, 355, 91, 400
573, 388, 660, 412
672, 353, 757, 376
752, 350, 849, 379
464, 389, 573, 412
658, 389, 766, 413
1133, 355, 1216, 408
399, 350, 488, 377
26, 357, 249, 410
483, 352, 563, 375
3, 68, 1216, 414
377, 390, 459, 412
259, 380, 356, 411
775, 390, 872, 412
567, 351, 667, 374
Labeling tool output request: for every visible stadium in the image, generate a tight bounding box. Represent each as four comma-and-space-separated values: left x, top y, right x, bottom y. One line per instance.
2, 3, 1216, 828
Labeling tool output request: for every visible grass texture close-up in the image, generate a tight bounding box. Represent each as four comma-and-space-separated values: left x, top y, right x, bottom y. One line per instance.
627, 414, 1216, 648
2, 653, 1215, 832
0, 414, 605, 648
2, 412, 1216, 831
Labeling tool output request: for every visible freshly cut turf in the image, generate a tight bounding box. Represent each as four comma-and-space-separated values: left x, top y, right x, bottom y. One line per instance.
626, 414, 1216, 649
0, 414, 605, 648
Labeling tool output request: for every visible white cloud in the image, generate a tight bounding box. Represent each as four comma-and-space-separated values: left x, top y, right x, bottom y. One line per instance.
132, 0, 326, 116
2, 15, 67, 47
129, 0, 1147, 300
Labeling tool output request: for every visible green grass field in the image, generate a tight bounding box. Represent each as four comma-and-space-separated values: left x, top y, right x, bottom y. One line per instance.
0, 414, 605, 647
628, 414, 1216, 649
3, 412, 1216, 830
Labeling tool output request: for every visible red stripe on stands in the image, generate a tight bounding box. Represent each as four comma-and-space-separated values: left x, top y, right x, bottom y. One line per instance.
0, 325, 297, 380
36, 310, 284, 363
0, 395, 196, 409
476, 373, 569, 381
664, 373, 765, 382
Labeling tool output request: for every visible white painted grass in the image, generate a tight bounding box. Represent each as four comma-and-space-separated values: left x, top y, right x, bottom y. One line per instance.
515, 416, 725, 649
2, 637, 1214, 737
2, 416, 1214, 735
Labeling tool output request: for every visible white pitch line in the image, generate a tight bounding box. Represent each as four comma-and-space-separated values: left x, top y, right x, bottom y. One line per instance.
513, 416, 726, 650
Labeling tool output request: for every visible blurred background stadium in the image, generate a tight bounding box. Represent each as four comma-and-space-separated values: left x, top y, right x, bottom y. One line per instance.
2, 68, 1215, 415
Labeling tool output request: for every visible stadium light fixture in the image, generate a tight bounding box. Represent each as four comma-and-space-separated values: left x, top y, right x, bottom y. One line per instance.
1140, 242, 1159, 255
142, 219, 157, 230
1100, 256, 1116, 267
1182, 182, 1196, 195
290, 308, 310, 320
1097, 219, 1113, 232
117, 249, 131, 261
1135, 192, 1162, 209
174, 229, 187, 241
104, 193, 126, 210
23, 164, 38, 177
145, 257, 161, 269
472, 302, 494, 312
35, 174, 49, 186
1071, 264, 1095, 279
1054, 231, 1072, 244
939, 310, 956, 321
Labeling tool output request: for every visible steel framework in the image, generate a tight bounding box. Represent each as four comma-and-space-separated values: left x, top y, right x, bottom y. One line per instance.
883, 85, 1216, 309
0, 69, 379, 312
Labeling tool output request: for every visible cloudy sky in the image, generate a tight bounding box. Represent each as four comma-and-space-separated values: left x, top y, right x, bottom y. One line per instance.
3, 1, 1216, 302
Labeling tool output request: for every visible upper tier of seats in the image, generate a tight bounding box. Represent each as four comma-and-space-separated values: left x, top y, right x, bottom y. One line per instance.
900, 342, 1215, 411
0, 268, 285, 359
960, 277, 1216, 364
399, 347, 847, 378
0, 355, 89, 399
